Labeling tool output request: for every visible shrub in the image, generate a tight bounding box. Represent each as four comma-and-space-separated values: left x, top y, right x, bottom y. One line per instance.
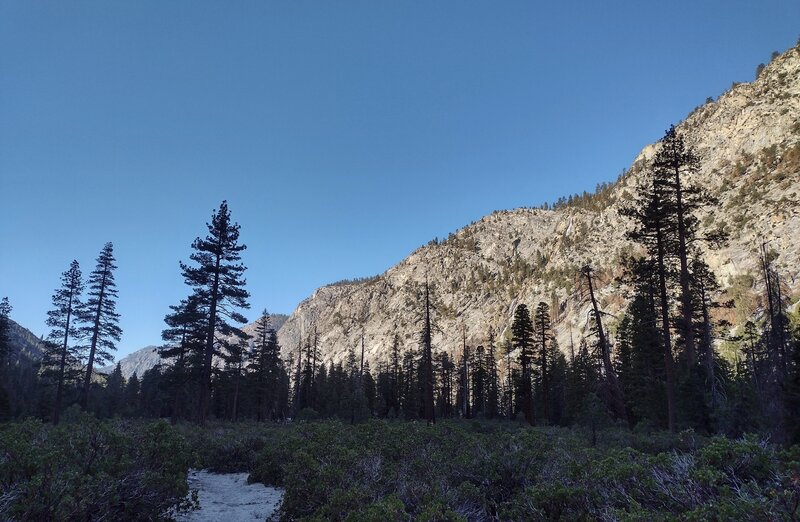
0, 415, 196, 520
242, 420, 800, 521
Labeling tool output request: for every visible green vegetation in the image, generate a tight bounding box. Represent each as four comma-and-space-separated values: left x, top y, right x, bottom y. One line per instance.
8, 416, 799, 521
253, 420, 797, 521
0, 412, 196, 520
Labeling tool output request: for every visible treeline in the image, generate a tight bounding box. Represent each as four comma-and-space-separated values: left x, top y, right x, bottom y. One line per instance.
0, 243, 122, 423
1, 127, 799, 443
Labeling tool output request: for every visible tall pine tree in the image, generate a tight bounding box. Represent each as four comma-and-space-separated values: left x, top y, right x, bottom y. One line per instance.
420, 281, 436, 424
621, 150, 679, 431
180, 201, 250, 424
161, 295, 206, 422
0, 297, 10, 365
533, 302, 553, 423
512, 304, 535, 425
78, 242, 122, 410
43, 260, 84, 425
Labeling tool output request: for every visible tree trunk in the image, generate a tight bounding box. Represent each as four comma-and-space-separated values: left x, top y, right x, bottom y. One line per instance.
674, 161, 695, 368
584, 266, 626, 419
53, 292, 74, 425
422, 285, 435, 424
200, 252, 222, 425
656, 224, 677, 432
82, 270, 107, 411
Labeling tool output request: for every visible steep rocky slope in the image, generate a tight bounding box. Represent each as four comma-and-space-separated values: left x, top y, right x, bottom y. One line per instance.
276, 44, 800, 365
7, 318, 44, 364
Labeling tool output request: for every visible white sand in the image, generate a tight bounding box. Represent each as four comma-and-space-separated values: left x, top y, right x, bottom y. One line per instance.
176, 470, 283, 521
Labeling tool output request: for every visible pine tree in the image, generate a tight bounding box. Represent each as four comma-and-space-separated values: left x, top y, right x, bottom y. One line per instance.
457, 330, 471, 419
389, 334, 402, 415
223, 337, 248, 421
691, 256, 729, 417
103, 363, 125, 417
652, 127, 702, 368
621, 155, 679, 431
581, 265, 626, 419
42, 260, 84, 424
616, 281, 668, 428
0, 297, 11, 419
471, 345, 487, 416
500, 338, 515, 419
78, 242, 122, 411
485, 328, 500, 419
548, 344, 568, 425
250, 310, 284, 421
420, 282, 436, 424
401, 348, 420, 419
435, 351, 455, 418
512, 304, 535, 425
0, 297, 11, 366
291, 341, 303, 414
533, 302, 553, 423
566, 340, 598, 424
758, 243, 792, 439
161, 295, 206, 422
125, 373, 141, 416
363, 362, 377, 416
180, 201, 250, 424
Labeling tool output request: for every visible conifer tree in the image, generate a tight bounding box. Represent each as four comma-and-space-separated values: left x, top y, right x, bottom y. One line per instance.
250, 310, 283, 421
512, 304, 535, 425
420, 282, 435, 424
485, 329, 500, 419
501, 338, 515, 419
457, 330, 471, 419
0, 297, 11, 365
223, 337, 248, 421
180, 201, 250, 424
103, 362, 125, 417
581, 265, 626, 419
125, 373, 141, 416
161, 295, 206, 421
435, 351, 455, 418
690, 256, 729, 415
621, 156, 678, 431
533, 302, 553, 423
0, 297, 11, 417
363, 361, 377, 416
758, 243, 792, 438
471, 345, 487, 416
291, 341, 303, 414
652, 127, 702, 367
565, 340, 598, 424
616, 282, 668, 428
389, 334, 402, 415
79, 242, 122, 411
43, 260, 84, 424
401, 348, 419, 418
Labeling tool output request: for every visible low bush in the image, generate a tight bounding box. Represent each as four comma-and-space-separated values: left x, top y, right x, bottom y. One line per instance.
0, 414, 196, 520
242, 420, 800, 521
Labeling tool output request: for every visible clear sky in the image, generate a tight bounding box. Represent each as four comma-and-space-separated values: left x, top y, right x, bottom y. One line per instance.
1, 1, 798, 358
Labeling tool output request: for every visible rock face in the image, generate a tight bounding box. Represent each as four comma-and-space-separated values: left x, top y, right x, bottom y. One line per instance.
7, 319, 44, 365
276, 44, 800, 365
101, 345, 161, 379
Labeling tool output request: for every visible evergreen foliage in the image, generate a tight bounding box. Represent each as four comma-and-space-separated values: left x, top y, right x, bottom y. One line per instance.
41, 260, 84, 425
178, 200, 250, 424
78, 242, 122, 411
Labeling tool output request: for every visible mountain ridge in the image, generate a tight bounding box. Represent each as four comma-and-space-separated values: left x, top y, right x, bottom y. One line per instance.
275, 43, 800, 365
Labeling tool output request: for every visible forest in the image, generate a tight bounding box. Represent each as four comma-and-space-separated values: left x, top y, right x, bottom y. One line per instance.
2, 127, 800, 520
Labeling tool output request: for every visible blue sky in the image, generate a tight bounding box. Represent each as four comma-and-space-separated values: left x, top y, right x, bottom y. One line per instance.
1, 1, 798, 358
